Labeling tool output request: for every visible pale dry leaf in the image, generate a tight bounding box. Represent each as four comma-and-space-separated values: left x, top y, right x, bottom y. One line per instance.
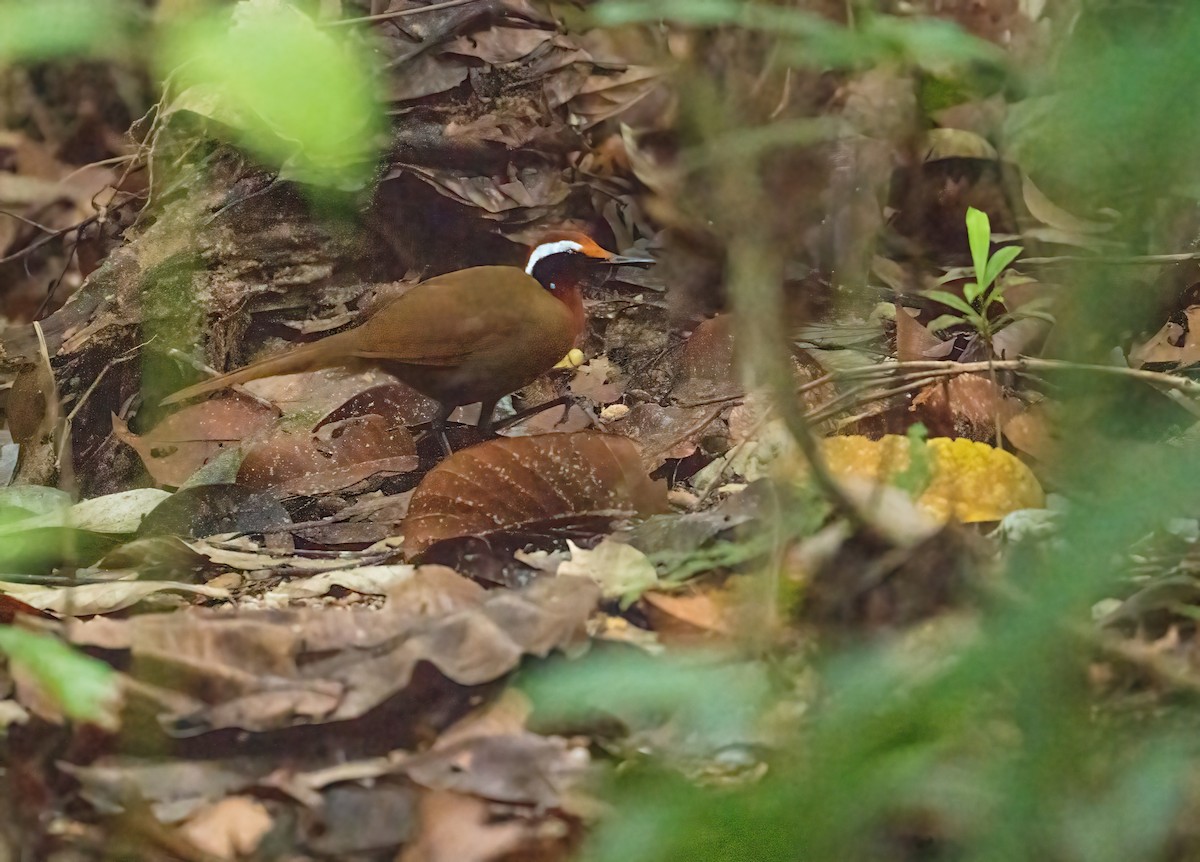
0, 579, 229, 615
0, 489, 172, 535
642, 589, 733, 637
264, 565, 415, 600
399, 790, 525, 862
185, 539, 381, 573
180, 796, 273, 860
1131, 306, 1200, 369
558, 538, 658, 601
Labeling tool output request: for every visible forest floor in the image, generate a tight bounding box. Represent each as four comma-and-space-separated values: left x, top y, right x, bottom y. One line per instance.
2, 1, 1200, 860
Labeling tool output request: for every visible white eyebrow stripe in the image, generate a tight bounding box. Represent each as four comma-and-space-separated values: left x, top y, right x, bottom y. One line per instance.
525, 240, 583, 275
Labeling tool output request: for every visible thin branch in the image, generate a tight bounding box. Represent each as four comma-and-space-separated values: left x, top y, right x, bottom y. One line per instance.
806, 358, 1200, 396
0, 209, 59, 233
0, 214, 97, 267
327, 0, 485, 26
1023, 251, 1200, 267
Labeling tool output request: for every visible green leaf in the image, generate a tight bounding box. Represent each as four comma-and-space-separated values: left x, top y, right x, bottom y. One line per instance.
892, 423, 933, 498
159, 0, 385, 189
962, 280, 985, 304
0, 0, 131, 63
965, 206, 992, 285
928, 313, 967, 332
0, 627, 118, 727
983, 245, 1024, 289
925, 289, 977, 317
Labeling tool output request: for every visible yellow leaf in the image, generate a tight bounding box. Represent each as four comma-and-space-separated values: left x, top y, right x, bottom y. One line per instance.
819, 435, 1043, 523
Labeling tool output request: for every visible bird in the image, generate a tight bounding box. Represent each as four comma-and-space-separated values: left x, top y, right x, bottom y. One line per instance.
161, 230, 651, 446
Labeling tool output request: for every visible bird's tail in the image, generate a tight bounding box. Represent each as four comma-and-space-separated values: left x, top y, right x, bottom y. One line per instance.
160, 338, 341, 406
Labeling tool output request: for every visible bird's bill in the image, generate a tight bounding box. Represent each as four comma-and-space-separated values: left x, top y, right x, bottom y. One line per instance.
604, 253, 655, 266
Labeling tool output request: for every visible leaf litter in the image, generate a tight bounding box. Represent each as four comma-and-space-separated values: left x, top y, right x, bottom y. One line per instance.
3, 0, 1187, 859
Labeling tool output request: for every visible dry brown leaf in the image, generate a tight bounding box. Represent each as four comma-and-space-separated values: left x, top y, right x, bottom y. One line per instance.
389, 52, 471, 101
183, 539, 386, 574
609, 403, 722, 469
405, 732, 588, 806
238, 414, 417, 495
264, 565, 415, 601
642, 588, 734, 638
894, 304, 943, 362
63, 757, 275, 821
444, 26, 553, 64
407, 165, 570, 217
1003, 406, 1054, 461
68, 571, 599, 733
568, 67, 664, 129
403, 432, 668, 556
569, 356, 623, 404
114, 399, 278, 487
671, 314, 741, 405
909, 374, 1022, 441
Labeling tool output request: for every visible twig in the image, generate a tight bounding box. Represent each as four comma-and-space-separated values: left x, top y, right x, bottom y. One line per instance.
0, 209, 59, 234
0, 214, 98, 267
805, 358, 1200, 396
1023, 251, 1200, 267
327, 0, 485, 26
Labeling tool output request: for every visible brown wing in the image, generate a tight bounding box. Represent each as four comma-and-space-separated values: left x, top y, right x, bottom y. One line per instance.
345, 267, 556, 367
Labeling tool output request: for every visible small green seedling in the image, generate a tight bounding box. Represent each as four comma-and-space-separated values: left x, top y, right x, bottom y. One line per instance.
891, 422, 932, 498
925, 206, 1025, 352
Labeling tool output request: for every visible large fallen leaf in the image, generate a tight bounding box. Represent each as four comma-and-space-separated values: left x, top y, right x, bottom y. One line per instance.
403, 432, 668, 556
670, 314, 740, 405
818, 435, 1044, 522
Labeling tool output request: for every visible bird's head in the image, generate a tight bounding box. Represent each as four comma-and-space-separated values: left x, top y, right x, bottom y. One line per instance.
524, 230, 654, 291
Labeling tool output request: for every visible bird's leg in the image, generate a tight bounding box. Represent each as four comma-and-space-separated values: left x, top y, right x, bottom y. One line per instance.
431, 402, 453, 458
476, 398, 500, 435
491, 395, 573, 433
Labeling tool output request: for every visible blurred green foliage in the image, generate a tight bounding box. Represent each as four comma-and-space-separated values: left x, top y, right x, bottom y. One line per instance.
530, 1, 1200, 860
596, 0, 1003, 71
0, 0, 133, 63
0, 627, 118, 727
159, 0, 385, 189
